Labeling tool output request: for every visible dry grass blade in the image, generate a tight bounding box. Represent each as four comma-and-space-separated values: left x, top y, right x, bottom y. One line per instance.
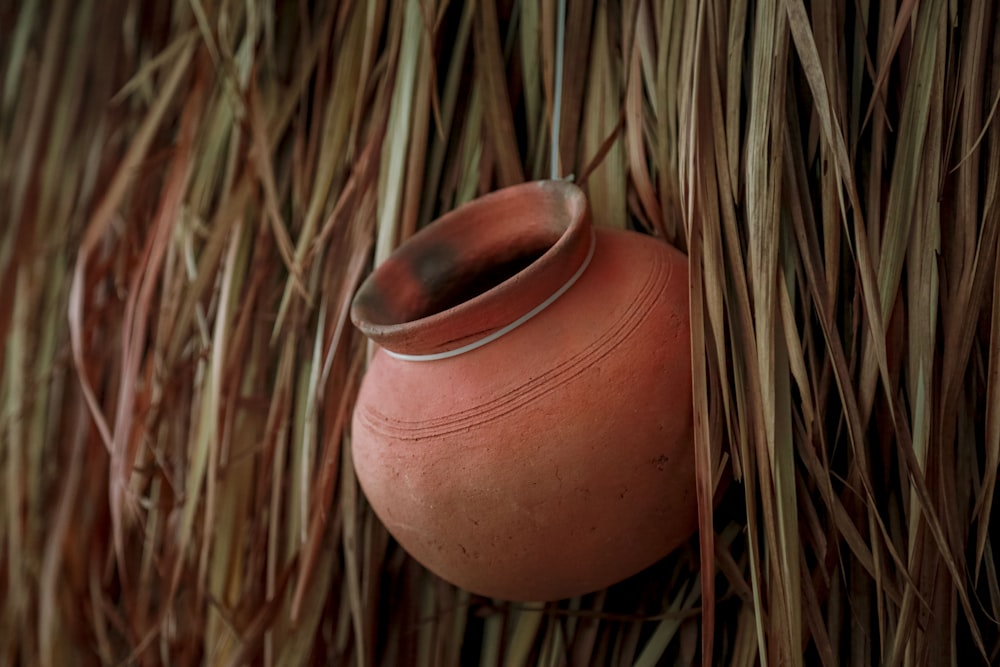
474, 0, 525, 187
979, 151, 1000, 575
579, 4, 626, 229
375, 0, 423, 266
744, 3, 801, 662
69, 35, 195, 570
248, 79, 309, 313
633, 575, 701, 667
291, 270, 367, 621
683, 7, 724, 667
625, 2, 664, 236
7, 0, 70, 228
419, 0, 475, 225
783, 0, 893, 422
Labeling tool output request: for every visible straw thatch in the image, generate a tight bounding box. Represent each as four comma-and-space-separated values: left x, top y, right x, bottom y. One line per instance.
2, 1, 999, 665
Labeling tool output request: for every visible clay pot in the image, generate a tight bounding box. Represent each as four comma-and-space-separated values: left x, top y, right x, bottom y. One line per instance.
350, 180, 696, 601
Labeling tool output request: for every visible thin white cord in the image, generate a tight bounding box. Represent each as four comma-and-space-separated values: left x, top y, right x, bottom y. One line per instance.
550, 0, 567, 180
385, 228, 595, 362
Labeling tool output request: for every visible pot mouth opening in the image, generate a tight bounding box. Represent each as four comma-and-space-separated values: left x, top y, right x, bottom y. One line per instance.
405, 244, 551, 322
352, 180, 591, 356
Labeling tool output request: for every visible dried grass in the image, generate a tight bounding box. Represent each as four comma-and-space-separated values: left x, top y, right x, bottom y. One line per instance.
2, 1, 999, 665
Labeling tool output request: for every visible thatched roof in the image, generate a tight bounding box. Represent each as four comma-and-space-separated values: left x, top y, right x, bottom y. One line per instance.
1, 1, 998, 665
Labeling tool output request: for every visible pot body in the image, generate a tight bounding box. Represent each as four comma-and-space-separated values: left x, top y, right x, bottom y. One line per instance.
350, 182, 695, 601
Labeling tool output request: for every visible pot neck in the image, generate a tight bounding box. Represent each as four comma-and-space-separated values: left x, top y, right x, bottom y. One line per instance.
351, 180, 593, 360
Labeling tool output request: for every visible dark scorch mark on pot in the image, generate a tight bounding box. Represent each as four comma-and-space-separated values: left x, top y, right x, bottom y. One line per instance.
408, 241, 459, 299
407, 241, 546, 319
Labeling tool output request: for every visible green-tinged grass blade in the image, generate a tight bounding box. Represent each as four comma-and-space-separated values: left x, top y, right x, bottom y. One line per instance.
503, 605, 544, 667
480, 608, 503, 667
633, 575, 701, 667
416, 575, 438, 667
453, 80, 485, 206
580, 4, 626, 229
375, 0, 424, 266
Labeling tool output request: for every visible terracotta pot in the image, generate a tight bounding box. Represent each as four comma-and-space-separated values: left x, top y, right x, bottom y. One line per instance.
350, 180, 696, 601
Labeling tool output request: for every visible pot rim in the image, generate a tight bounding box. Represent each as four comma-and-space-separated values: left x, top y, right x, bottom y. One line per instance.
351, 180, 593, 358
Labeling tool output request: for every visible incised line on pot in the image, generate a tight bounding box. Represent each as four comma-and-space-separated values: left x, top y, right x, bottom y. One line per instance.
359, 245, 672, 440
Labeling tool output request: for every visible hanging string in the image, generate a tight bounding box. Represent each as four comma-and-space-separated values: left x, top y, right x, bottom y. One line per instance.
550, 0, 567, 180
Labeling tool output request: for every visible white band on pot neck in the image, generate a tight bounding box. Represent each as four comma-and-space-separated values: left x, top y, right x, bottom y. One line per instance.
385, 229, 596, 362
